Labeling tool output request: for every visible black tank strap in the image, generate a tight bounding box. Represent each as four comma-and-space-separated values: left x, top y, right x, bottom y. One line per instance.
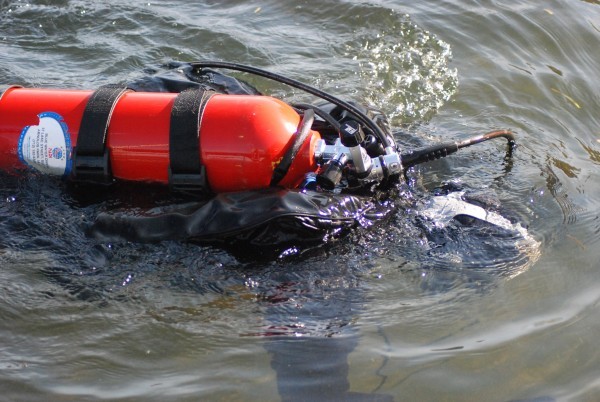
72, 84, 131, 183
169, 88, 214, 193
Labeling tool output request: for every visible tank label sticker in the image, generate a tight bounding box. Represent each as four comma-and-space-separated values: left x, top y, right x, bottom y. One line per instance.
18, 112, 72, 176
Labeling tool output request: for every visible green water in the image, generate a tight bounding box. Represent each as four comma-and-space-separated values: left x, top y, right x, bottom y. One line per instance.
1, 0, 599, 400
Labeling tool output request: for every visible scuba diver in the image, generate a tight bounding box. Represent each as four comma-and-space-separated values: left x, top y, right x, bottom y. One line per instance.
0, 61, 518, 248
0, 61, 534, 401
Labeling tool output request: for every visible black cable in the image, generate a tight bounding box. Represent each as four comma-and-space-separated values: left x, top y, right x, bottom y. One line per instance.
270, 108, 315, 186
189, 61, 393, 149
400, 130, 516, 169
292, 102, 341, 133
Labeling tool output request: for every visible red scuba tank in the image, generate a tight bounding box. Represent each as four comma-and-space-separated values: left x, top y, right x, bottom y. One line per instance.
0, 87, 320, 192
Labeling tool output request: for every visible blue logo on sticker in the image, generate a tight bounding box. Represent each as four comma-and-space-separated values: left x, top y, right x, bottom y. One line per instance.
51, 147, 63, 160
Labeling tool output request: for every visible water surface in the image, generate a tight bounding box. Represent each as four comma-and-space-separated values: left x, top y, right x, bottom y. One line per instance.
1, 0, 599, 400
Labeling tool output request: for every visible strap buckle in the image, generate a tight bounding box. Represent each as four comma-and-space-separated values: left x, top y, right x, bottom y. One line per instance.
168, 166, 209, 194
72, 148, 112, 184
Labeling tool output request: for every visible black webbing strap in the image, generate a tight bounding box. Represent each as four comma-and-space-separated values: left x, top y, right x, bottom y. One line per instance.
168, 88, 214, 193
72, 84, 131, 183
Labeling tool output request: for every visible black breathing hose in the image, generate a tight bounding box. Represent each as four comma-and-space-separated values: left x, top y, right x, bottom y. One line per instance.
292, 102, 341, 133
189, 61, 394, 149
400, 130, 516, 169
270, 108, 316, 186
188, 62, 517, 175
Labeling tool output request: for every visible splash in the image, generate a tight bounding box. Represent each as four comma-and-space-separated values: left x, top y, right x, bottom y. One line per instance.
419, 192, 541, 279
346, 13, 458, 125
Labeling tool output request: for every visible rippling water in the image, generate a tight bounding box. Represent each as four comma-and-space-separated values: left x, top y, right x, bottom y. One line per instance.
1, 0, 600, 400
